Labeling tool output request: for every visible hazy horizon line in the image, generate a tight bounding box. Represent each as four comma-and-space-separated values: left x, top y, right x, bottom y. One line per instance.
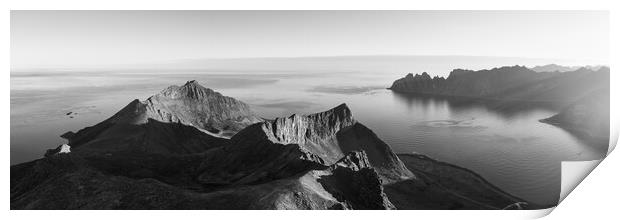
10, 54, 608, 72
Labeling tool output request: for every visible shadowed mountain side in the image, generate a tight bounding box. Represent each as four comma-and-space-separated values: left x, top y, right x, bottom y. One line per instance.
541, 88, 610, 140
11, 151, 393, 209
196, 123, 327, 186
336, 123, 414, 183
384, 154, 543, 210
59, 81, 263, 155
489, 67, 609, 103
196, 104, 414, 185
60, 114, 229, 155
62, 80, 261, 149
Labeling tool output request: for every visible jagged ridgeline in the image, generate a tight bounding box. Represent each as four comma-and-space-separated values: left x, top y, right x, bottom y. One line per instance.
11, 80, 534, 210
389, 66, 609, 103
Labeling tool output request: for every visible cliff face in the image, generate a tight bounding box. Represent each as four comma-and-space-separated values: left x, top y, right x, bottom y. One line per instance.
197, 104, 414, 185
389, 66, 610, 104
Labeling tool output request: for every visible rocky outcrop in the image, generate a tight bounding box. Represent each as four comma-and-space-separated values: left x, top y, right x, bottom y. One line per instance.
389, 66, 610, 104
388, 72, 447, 95
43, 144, 71, 157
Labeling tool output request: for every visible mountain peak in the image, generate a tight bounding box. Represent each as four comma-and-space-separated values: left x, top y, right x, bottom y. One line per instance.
183, 80, 200, 87
260, 103, 356, 147
159, 80, 217, 100
331, 103, 351, 117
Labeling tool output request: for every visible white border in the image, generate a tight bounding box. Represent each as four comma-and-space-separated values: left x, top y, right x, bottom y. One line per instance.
3, 1, 618, 219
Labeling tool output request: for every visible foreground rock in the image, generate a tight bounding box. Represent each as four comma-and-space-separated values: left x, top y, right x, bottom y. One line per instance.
11, 149, 393, 209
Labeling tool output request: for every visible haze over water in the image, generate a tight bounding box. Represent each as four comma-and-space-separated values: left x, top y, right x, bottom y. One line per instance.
11, 56, 608, 206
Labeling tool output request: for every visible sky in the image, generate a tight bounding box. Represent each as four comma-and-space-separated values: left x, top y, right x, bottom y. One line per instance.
11, 10, 609, 70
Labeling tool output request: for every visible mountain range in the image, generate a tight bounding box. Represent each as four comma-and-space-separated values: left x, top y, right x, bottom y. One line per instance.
530, 64, 604, 73
11, 80, 534, 210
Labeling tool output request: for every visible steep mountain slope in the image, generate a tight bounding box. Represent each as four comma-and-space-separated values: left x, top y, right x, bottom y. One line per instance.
144, 80, 262, 136
196, 104, 415, 185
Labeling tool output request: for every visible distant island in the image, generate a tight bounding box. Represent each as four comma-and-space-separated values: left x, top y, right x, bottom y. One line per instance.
11, 80, 537, 210
388, 65, 610, 140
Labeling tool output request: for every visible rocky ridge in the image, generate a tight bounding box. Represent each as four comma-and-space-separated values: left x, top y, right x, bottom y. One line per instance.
196, 103, 415, 185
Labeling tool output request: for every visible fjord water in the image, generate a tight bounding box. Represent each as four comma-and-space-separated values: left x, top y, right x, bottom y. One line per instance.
10, 57, 608, 206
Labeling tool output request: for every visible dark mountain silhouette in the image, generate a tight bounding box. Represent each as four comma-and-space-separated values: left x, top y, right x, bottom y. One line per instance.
389, 66, 609, 104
